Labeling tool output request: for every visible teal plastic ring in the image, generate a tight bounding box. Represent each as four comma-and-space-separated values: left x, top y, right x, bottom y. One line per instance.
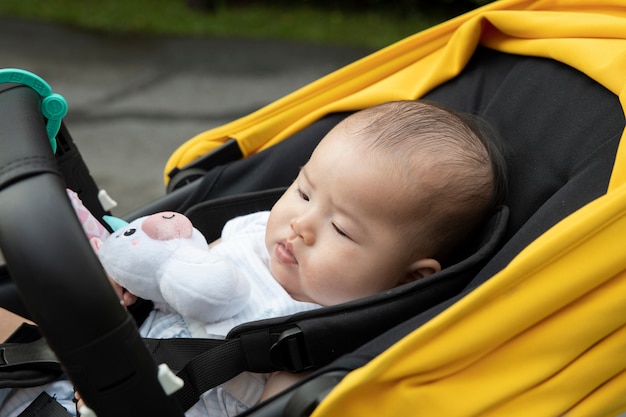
0, 68, 68, 153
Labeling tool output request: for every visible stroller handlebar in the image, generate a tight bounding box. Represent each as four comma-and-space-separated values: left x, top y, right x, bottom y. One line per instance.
0, 85, 184, 416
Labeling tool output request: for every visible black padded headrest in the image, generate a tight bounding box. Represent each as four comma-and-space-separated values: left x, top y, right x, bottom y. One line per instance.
424, 47, 624, 282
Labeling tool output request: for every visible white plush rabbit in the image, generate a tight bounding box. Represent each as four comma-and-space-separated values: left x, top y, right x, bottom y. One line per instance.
90, 211, 251, 323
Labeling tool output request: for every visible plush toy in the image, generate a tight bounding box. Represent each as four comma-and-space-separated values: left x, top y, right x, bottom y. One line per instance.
90, 211, 251, 324
67, 189, 250, 323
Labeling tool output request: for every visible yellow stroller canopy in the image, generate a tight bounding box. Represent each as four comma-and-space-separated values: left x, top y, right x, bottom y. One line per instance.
165, 0, 626, 191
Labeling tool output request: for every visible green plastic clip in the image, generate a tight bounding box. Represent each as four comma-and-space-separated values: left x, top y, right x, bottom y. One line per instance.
0, 68, 68, 153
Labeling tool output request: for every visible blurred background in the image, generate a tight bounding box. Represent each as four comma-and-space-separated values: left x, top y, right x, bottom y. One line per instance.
0, 0, 494, 215
0, 0, 494, 49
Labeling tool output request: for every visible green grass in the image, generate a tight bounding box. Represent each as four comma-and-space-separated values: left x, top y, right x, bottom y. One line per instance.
0, 0, 454, 49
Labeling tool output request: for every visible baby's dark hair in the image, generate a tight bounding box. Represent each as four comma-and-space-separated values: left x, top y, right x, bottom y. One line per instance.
346, 100, 507, 262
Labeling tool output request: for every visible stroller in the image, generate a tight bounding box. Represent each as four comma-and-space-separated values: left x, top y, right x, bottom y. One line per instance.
0, 0, 625, 416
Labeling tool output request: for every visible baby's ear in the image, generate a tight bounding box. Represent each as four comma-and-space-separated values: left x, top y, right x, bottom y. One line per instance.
402, 258, 441, 284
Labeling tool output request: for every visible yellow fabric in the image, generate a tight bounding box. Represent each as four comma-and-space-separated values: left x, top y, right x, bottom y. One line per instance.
165, 0, 626, 415
164, 0, 626, 188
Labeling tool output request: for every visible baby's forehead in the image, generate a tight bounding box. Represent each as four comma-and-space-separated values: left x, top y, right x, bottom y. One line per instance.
314, 125, 447, 193
350, 167, 432, 219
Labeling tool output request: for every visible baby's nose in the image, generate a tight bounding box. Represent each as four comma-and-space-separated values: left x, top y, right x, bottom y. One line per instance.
290, 218, 315, 245
142, 212, 193, 240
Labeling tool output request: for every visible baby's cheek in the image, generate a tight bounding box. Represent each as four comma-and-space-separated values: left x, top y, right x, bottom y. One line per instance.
303, 270, 348, 306
314, 267, 371, 305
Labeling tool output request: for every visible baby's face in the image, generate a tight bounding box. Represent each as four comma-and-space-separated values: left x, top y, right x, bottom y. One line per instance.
265, 125, 429, 306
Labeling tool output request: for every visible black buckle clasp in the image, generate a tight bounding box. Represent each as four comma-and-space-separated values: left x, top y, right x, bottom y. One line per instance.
269, 327, 312, 373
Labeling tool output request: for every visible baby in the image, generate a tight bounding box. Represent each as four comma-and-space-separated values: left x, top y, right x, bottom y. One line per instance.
264, 100, 504, 306
0, 100, 506, 417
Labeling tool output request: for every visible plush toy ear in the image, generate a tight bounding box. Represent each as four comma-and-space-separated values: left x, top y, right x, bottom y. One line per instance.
103, 215, 129, 232
67, 188, 111, 241
90, 237, 104, 254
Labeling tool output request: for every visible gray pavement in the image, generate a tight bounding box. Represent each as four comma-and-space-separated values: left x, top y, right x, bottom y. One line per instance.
1, 17, 372, 215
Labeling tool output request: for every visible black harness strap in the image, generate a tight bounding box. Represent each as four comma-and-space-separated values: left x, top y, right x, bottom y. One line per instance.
0, 337, 59, 371
0, 335, 267, 412
171, 338, 249, 411
8, 338, 257, 416
4, 336, 293, 416
148, 328, 292, 411
144, 335, 253, 408
143, 337, 225, 372
0, 324, 63, 389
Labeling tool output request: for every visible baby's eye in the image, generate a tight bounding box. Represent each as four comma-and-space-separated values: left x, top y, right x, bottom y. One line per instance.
297, 188, 310, 202
123, 228, 136, 237
332, 223, 349, 238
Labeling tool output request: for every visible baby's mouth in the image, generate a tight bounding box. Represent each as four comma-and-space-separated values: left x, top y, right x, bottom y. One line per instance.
275, 241, 298, 265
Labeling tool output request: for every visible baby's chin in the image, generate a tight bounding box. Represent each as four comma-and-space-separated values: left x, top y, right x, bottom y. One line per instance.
273, 271, 308, 302
284, 284, 320, 305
